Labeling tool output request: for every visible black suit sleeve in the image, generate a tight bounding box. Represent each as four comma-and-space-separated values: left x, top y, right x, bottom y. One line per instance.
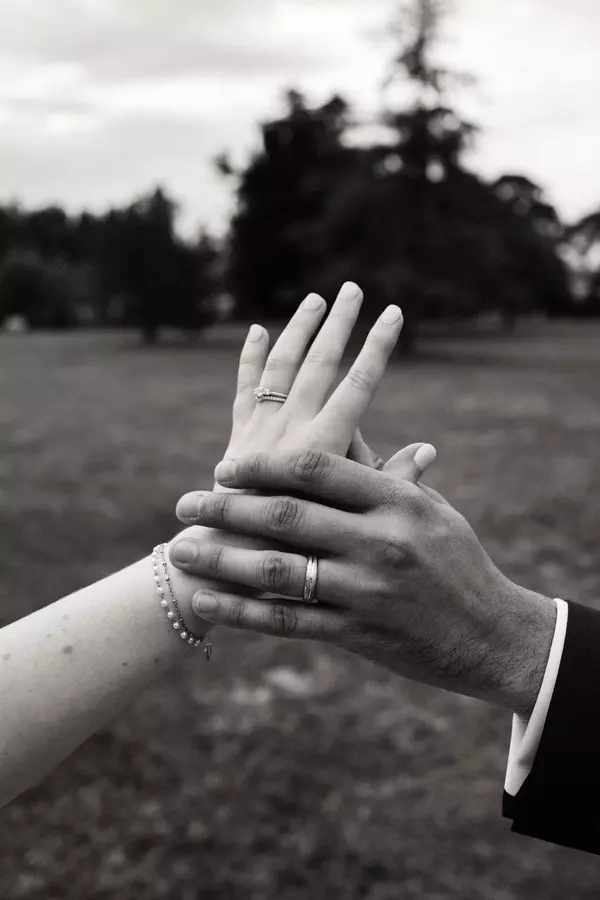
503, 599, 600, 855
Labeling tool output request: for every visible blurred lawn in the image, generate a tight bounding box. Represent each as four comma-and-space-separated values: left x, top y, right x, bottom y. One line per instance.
1, 320, 600, 899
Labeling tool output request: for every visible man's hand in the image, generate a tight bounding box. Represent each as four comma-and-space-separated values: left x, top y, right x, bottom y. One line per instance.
171, 450, 556, 719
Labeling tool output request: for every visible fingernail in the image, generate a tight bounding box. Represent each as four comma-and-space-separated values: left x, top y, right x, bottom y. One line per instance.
341, 281, 362, 299
381, 305, 403, 325
171, 539, 197, 566
302, 293, 324, 311
248, 324, 263, 342
177, 493, 204, 521
214, 459, 237, 484
193, 592, 218, 616
413, 444, 437, 471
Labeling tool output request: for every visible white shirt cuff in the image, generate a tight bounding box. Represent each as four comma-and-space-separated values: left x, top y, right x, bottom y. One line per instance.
504, 597, 569, 797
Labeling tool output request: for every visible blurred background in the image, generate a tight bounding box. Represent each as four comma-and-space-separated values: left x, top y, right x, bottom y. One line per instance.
1, 0, 600, 897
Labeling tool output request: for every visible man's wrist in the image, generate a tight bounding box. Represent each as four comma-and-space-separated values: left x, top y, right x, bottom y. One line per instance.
494, 582, 557, 720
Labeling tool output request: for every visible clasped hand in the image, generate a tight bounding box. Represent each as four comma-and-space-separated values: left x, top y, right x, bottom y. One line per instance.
170, 282, 556, 720
174, 449, 554, 719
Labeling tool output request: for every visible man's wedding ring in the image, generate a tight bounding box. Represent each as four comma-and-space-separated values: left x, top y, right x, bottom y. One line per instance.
303, 555, 319, 604
254, 387, 288, 404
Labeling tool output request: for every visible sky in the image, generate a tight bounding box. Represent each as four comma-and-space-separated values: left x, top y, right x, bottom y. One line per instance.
0, 0, 599, 236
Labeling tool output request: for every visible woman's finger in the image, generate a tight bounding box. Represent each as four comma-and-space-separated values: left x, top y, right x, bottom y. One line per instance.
191, 591, 346, 641
285, 282, 364, 415
347, 429, 385, 469
232, 324, 270, 425
256, 293, 327, 405
313, 305, 403, 445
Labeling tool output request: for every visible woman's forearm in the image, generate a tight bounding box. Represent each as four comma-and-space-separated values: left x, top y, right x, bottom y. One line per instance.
0, 546, 207, 808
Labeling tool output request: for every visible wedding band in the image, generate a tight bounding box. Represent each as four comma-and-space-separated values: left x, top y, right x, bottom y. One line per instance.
303, 555, 319, 604
254, 387, 288, 404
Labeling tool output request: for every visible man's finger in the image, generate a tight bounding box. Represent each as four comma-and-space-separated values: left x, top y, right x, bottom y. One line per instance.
213, 450, 397, 511
170, 541, 346, 604
191, 591, 346, 641
175, 490, 357, 553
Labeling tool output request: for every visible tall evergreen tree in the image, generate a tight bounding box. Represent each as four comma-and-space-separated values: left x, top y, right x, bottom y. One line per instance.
221, 90, 353, 319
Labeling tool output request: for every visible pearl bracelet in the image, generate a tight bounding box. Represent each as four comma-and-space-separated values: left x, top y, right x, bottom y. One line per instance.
152, 543, 212, 660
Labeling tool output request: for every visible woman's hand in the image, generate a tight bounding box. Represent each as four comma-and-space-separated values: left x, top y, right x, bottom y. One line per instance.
170, 283, 436, 626
219, 282, 402, 468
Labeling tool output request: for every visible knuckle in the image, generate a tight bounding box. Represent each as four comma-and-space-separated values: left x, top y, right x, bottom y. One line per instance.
210, 493, 233, 527
265, 496, 303, 533
270, 602, 298, 638
346, 366, 375, 393
228, 599, 248, 628
245, 453, 269, 479
259, 554, 290, 591
384, 479, 428, 517
290, 448, 329, 483
373, 532, 414, 571
305, 348, 334, 368
204, 545, 225, 577
263, 354, 284, 374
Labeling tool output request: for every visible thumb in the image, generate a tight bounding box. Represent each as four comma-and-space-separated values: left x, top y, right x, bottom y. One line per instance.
347, 429, 385, 470
383, 443, 437, 484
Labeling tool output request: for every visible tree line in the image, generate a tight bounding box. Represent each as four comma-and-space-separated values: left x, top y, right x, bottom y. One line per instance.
1, 0, 599, 350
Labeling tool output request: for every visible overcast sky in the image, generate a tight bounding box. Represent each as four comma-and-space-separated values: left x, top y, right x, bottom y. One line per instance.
1, 0, 599, 236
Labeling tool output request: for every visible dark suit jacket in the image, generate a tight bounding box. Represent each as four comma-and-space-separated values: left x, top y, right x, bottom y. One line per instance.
503, 599, 600, 855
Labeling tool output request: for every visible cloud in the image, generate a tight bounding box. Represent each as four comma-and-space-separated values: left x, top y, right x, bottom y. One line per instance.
0, 0, 343, 83
0, 109, 239, 232
0, 0, 384, 235
0, 0, 599, 233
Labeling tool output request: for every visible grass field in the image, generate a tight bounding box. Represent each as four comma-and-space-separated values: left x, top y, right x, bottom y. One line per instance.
1, 320, 600, 899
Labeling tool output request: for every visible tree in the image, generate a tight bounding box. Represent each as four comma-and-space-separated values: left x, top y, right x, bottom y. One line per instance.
97, 188, 218, 343
221, 90, 354, 319
304, 0, 572, 348
0, 248, 85, 329
379, 0, 476, 348
563, 211, 600, 316
490, 175, 572, 321
277, 0, 484, 351
0, 205, 22, 264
